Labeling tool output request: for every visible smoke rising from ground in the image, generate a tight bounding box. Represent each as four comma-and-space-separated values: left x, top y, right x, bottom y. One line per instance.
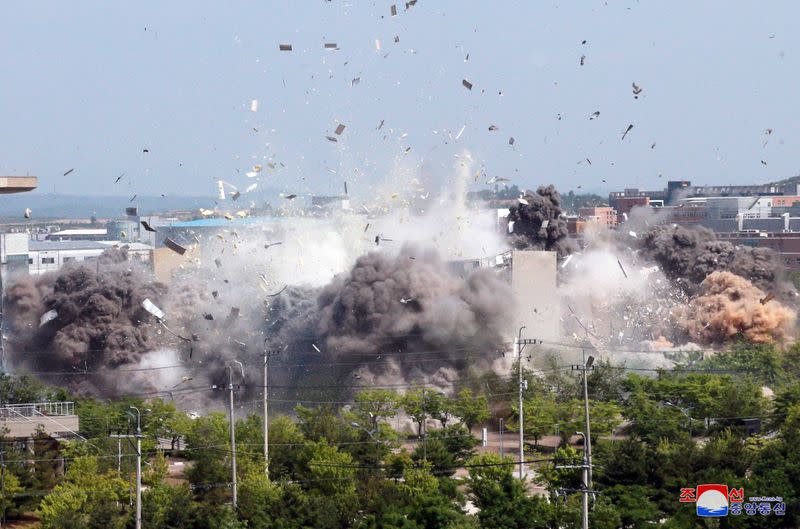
507, 185, 575, 256
671, 271, 796, 345
637, 224, 788, 296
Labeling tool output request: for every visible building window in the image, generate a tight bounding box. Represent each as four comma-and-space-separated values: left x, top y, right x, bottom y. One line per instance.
41, 257, 55, 264
63, 257, 75, 262
28, 258, 33, 264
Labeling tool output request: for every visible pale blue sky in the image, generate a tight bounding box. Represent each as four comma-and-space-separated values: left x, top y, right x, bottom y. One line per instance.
1, 1, 797, 198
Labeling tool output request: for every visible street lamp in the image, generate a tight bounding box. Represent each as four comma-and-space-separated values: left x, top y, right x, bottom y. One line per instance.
129, 406, 142, 529
665, 401, 694, 437
350, 421, 380, 469
575, 431, 589, 529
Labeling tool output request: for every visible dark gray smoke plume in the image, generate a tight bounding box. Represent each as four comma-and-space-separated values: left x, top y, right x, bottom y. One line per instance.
5, 243, 513, 403
507, 185, 575, 257
637, 224, 790, 297
4, 248, 167, 395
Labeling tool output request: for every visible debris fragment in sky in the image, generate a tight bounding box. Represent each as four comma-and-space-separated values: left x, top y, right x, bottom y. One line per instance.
465, 53, 469, 62
312, 343, 321, 353
462, 79, 473, 90
390, 4, 397, 16
125, 207, 138, 216
264, 241, 283, 250
455, 124, 466, 140
617, 259, 628, 278
164, 238, 187, 256
760, 293, 775, 305
279, 44, 292, 51
200, 208, 213, 216
63, 168, 74, 176
114, 173, 125, 183
24, 208, 31, 219
250, 99, 259, 112
140, 220, 157, 232
561, 254, 574, 269
203, 314, 214, 321
142, 149, 149, 153
335, 123, 346, 135
39, 309, 58, 327
142, 299, 166, 320
590, 111, 600, 120
518, 197, 529, 206
394, 36, 400, 43
488, 125, 498, 131
377, 119, 385, 130
217, 181, 226, 200
351, 77, 360, 86
231, 191, 241, 201
632, 82, 643, 98
324, 43, 338, 50
375, 39, 381, 51
621, 124, 634, 141
580, 54, 586, 66
651, 142, 656, 149
245, 183, 258, 193
344, 181, 348, 195
284, 194, 297, 200
266, 285, 287, 297
765, 128, 773, 135
629, 231, 637, 238
326, 136, 338, 142
509, 137, 515, 146
130, 194, 137, 202
214, 258, 222, 268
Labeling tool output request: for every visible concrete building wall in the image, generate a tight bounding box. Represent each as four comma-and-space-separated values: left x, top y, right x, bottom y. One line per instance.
511, 251, 559, 343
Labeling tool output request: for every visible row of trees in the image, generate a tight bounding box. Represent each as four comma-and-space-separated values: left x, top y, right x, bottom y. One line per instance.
0, 341, 798, 527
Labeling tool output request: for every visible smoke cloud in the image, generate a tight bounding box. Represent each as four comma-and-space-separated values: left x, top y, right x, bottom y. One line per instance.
671, 271, 796, 344
637, 224, 788, 296
507, 185, 575, 256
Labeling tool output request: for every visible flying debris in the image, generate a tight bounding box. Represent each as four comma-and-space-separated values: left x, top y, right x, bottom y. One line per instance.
488, 125, 498, 131
590, 111, 600, 120
651, 142, 656, 149
250, 99, 259, 112
164, 238, 187, 256
326, 136, 338, 142
335, 123, 346, 135
390, 4, 397, 16
284, 194, 297, 200
455, 124, 466, 140
231, 191, 241, 201
142, 298, 166, 320
312, 343, 321, 353
632, 82, 643, 98
375, 39, 381, 51
130, 195, 137, 202
580, 54, 586, 66
245, 183, 257, 193
622, 124, 634, 140
142, 149, 149, 153
351, 77, 360, 86
24, 208, 32, 219
617, 259, 628, 278
140, 220, 157, 233
761, 293, 776, 305
279, 44, 293, 51
324, 43, 338, 50
509, 137, 515, 146
377, 119, 385, 130
39, 309, 58, 327
486, 176, 510, 185
462, 79, 473, 90
63, 168, 74, 176
761, 160, 768, 166
114, 173, 125, 183
264, 241, 283, 250
267, 285, 288, 297
560, 255, 574, 269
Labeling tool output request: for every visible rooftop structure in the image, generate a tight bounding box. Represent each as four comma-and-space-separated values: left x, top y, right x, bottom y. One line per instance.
0, 401, 80, 439
0, 176, 37, 194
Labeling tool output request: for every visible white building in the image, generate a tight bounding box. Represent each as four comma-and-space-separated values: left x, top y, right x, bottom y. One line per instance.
0, 233, 153, 284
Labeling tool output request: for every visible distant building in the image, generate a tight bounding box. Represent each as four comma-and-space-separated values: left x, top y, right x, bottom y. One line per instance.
46, 228, 107, 241
578, 206, 617, 228
311, 195, 350, 211
0, 235, 153, 283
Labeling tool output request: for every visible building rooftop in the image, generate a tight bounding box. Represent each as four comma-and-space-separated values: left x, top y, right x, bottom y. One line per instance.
50, 228, 107, 236
0, 176, 38, 194
29, 240, 110, 251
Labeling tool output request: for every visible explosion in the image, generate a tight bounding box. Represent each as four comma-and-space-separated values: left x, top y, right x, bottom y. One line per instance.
672, 271, 796, 345
507, 185, 575, 256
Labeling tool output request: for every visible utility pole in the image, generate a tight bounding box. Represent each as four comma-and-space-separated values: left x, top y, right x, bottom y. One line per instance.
129, 406, 142, 529
499, 418, 504, 458
515, 326, 537, 480
263, 346, 279, 479
577, 431, 590, 529
580, 353, 594, 492
228, 360, 244, 509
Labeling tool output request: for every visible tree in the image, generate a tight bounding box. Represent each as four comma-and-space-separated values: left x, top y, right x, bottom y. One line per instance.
402, 388, 446, 436
451, 388, 490, 433
466, 453, 552, 529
